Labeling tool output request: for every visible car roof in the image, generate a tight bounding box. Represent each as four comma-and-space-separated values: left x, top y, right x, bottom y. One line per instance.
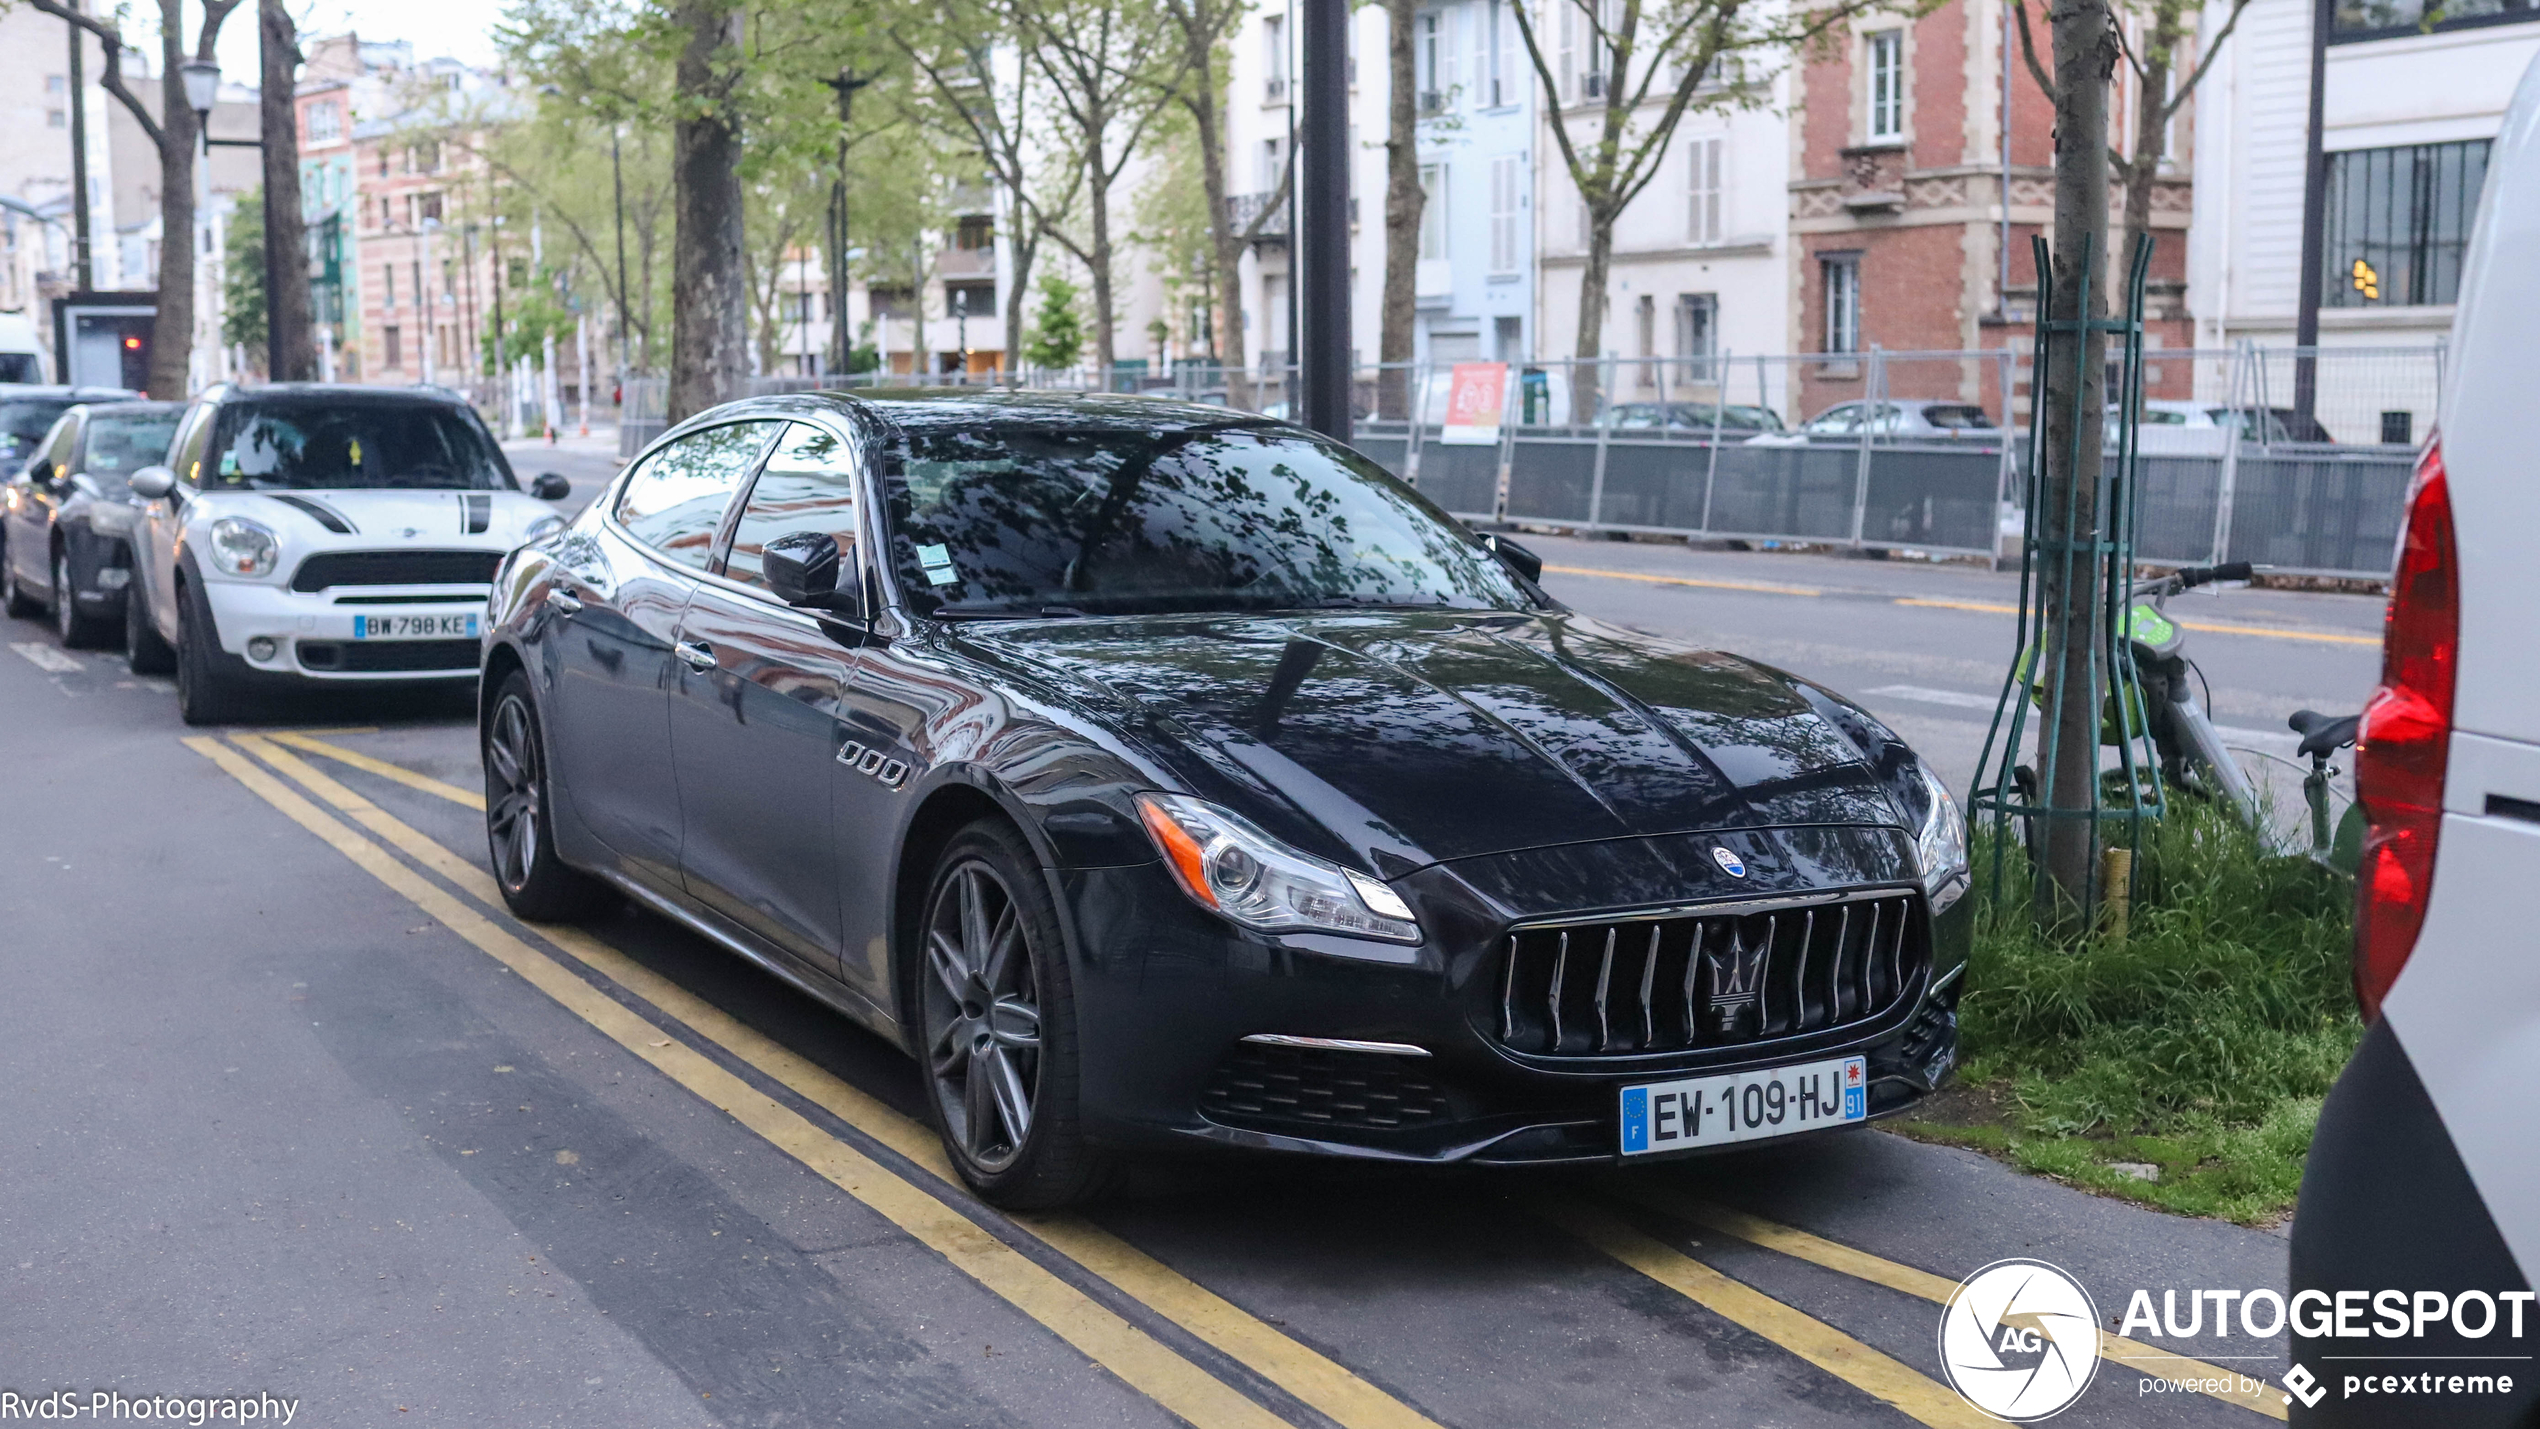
684, 387, 1289, 438
206, 382, 476, 406
0, 385, 138, 402
69, 400, 184, 418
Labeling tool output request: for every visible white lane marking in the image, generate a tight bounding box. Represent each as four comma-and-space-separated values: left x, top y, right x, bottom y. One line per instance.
11, 642, 83, 673
1863, 684, 2302, 747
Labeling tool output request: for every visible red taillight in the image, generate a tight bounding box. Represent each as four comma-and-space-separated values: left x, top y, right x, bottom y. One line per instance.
2352, 439, 2458, 1021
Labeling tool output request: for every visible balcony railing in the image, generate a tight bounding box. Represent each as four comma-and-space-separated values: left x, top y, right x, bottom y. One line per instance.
1225, 192, 1289, 239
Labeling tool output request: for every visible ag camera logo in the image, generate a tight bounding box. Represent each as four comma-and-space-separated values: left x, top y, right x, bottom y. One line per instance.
1939, 1258, 2102, 1421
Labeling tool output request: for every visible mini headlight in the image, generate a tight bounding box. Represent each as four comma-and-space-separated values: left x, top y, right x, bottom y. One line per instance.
1134, 792, 1421, 944
1914, 763, 1970, 911
207, 517, 279, 577
523, 514, 567, 542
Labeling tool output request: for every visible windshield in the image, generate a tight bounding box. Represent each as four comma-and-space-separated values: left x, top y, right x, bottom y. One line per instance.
204, 399, 516, 491
881, 423, 1539, 618
1, 400, 73, 473
82, 413, 181, 494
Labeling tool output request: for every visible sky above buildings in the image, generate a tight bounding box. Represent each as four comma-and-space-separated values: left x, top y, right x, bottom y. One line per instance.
186, 0, 508, 94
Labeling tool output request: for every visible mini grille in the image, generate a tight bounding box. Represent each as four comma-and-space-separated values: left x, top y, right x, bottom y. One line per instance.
1198, 1044, 1453, 1132
1495, 892, 1925, 1057
297, 639, 480, 673
290, 550, 503, 592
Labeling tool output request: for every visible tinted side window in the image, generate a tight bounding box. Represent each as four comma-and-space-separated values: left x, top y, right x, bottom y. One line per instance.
722, 422, 861, 591
613, 421, 780, 570
172, 405, 219, 487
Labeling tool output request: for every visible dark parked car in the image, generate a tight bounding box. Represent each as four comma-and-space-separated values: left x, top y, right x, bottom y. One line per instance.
0, 385, 140, 478
1, 401, 182, 645
1603, 401, 1787, 434
481, 391, 1970, 1207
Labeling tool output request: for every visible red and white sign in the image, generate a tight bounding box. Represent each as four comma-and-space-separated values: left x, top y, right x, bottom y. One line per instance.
1440, 362, 1508, 446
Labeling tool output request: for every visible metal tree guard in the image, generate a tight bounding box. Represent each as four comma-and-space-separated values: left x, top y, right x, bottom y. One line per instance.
1970, 234, 2165, 927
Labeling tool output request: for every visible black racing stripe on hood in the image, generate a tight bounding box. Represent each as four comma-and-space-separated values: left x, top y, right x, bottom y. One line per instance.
462, 493, 492, 534
268, 494, 356, 533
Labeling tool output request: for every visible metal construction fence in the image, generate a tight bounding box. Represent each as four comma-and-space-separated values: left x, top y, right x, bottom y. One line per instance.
614, 341, 2438, 581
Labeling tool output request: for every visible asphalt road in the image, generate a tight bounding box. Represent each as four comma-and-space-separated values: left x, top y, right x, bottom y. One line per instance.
0, 505, 2367, 1428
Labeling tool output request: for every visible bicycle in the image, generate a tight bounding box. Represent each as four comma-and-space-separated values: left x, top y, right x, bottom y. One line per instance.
2010, 563, 2363, 873
2123, 563, 2363, 873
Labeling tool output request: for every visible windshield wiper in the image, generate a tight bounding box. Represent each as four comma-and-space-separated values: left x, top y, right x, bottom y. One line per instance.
933, 602, 1092, 620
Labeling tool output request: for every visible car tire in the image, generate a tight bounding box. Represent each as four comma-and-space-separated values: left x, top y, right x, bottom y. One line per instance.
482, 670, 612, 922
1, 549, 39, 619
174, 577, 252, 726
915, 819, 1111, 1209
53, 550, 110, 648
125, 579, 175, 674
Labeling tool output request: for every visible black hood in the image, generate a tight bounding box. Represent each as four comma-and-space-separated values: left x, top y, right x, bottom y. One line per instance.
952, 609, 1904, 871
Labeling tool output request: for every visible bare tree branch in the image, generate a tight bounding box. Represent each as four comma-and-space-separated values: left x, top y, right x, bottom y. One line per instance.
2013, 0, 2058, 101
2158, 0, 2253, 123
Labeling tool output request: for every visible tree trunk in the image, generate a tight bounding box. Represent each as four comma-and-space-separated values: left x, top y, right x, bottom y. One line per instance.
1378, 0, 1421, 421
2120, 52, 2170, 278
2037, 0, 2119, 910
1005, 222, 1037, 384
1085, 116, 1117, 384
150, 0, 195, 399
1191, 72, 1254, 410
1570, 203, 1612, 425
259, 0, 314, 382
667, 0, 747, 420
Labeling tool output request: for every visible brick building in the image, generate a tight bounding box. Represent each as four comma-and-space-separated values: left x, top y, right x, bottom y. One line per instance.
1787, 0, 2195, 423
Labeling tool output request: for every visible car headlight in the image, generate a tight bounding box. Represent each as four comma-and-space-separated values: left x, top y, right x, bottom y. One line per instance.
207, 517, 279, 577
1134, 793, 1421, 944
523, 514, 567, 542
1914, 763, 1970, 911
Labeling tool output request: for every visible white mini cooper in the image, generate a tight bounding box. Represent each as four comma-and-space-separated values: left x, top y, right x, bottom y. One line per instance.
124, 384, 572, 723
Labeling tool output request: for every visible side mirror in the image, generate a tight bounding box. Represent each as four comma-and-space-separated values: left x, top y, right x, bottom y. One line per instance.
531, 472, 571, 501
128, 466, 175, 500
763, 530, 863, 619
1480, 532, 1544, 583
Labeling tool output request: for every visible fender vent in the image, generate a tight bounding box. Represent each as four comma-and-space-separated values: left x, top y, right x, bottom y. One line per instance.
461, 494, 492, 534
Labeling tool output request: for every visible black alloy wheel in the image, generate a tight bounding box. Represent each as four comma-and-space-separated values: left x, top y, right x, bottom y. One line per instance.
917, 821, 1106, 1207
1, 549, 38, 619
173, 577, 250, 726
125, 577, 174, 674
482, 670, 610, 921
53, 550, 109, 648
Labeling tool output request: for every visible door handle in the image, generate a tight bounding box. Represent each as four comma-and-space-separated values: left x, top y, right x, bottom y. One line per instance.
544, 587, 584, 615
674, 639, 717, 673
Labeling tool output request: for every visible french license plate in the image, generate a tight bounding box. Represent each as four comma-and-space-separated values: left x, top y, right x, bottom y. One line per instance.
1619, 1054, 1867, 1156
351, 613, 479, 641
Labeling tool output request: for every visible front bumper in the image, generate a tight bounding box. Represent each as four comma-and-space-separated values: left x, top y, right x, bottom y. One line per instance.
1062, 825, 1969, 1166
199, 576, 487, 682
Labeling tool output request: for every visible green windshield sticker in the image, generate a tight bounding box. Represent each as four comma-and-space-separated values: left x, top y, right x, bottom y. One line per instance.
916, 543, 958, 584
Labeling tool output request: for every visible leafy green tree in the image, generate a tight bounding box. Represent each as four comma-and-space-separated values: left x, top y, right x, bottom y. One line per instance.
1022, 272, 1086, 371
221, 191, 267, 358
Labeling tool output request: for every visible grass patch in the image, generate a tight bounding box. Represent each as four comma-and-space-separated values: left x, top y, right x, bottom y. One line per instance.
1894, 803, 2362, 1224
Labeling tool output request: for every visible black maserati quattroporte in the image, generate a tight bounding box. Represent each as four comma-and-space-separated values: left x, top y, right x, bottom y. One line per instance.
480, 391, 1968, 1207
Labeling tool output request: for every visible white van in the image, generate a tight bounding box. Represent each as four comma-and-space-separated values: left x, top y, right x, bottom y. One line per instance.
2287, 53, 2540, 1428
0, 312, 47, 385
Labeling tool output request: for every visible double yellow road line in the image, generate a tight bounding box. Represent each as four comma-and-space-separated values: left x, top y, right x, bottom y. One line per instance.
1544, 561, 2380, 647
188, 730, 2285, 1426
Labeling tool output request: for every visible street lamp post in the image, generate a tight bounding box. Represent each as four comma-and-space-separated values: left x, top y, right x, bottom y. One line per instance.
1296, 0, 1350, 441
823, 70, 875, 380
611, 126, 632, 395
182, 60, 220, 383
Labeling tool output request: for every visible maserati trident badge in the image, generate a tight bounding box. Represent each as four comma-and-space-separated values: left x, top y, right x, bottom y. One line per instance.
1713, 846, 1747, 877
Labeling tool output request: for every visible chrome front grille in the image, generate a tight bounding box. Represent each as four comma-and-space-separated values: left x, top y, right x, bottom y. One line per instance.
1493, 891, 1924, 1057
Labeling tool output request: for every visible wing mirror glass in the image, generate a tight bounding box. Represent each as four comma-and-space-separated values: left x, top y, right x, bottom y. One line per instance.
762, 530, 863, 620
531, 472, 571, 501
1480, 532, 1544, 583
128, 465, 175, 500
